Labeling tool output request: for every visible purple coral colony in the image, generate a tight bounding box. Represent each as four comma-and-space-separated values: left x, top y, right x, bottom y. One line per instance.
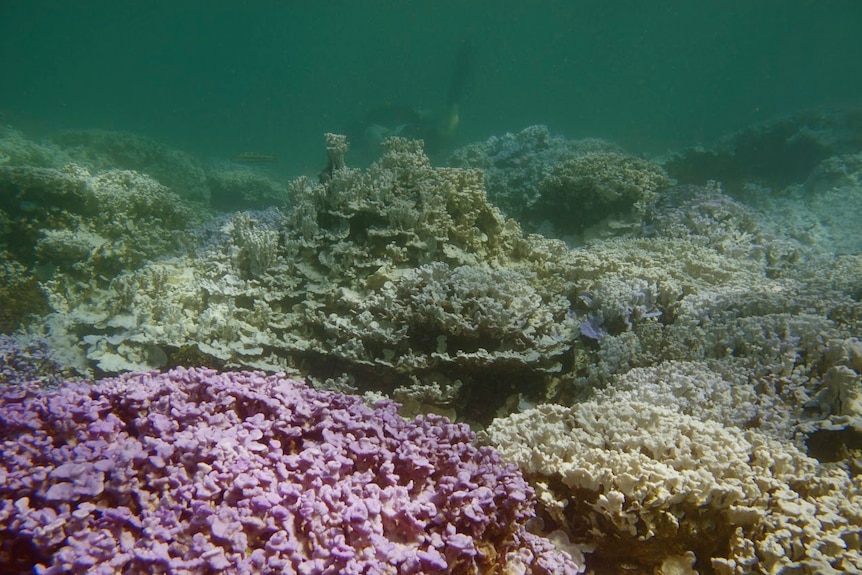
0, 367, 581, 574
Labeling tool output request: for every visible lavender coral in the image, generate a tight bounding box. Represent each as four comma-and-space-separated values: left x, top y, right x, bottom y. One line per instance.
0, 367, 583, 574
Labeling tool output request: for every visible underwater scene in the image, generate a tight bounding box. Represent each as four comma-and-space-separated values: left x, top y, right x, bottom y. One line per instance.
1, 2, 862, 574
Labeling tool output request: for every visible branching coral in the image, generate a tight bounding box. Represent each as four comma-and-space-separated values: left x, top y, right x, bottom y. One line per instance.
484, 400, 862, 574
38, 137, 579, 420
536, 152, 669, 230
0, 367, 584, 575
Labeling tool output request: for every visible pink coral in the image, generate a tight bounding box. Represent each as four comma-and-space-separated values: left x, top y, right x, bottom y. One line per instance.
0, 367, 583, 574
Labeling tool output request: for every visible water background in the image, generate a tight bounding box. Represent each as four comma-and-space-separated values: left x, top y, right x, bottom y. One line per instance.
2, 1, 861, 174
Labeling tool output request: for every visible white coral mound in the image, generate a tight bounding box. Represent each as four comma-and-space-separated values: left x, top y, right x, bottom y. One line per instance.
485, 400, 862, 574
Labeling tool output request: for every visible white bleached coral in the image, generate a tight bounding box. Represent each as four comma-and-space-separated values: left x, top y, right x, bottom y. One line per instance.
592, 360, 760, 430
313, 261, 572, 373
484, 400, 862, 574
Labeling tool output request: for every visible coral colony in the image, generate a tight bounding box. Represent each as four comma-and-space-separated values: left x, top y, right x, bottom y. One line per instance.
0, 368, 583, 574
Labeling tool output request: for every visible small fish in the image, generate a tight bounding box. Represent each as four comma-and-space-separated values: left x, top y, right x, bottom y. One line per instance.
231, 152, 278, 164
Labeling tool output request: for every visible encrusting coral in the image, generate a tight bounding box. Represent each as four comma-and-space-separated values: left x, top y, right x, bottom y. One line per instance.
0, 367, 584, 575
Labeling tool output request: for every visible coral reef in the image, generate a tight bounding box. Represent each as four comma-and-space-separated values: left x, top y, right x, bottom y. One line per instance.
484, 400, 862, 574
561, 184, 862, 437
0, 126, 69, 169
0, 126, 289, 213
14, 127, 862, 436
1, 108, 862, 574
0, 259, 49, 333
206, 165, 290, 211
663, 106, 862, 190
0, 335, 69, 388
447, 125, 621, 225
48, 130, 212, 204
0, 367, 584, 575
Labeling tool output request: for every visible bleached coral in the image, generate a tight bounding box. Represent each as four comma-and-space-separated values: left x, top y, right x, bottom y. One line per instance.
312, 262, 572, 375
563, 183, 861, 423
48, 129, 212, 203
448, 127, 670, 239
447, 125, 623, 225
16, 129, 862, 439
0, 126, 69, 168
225, 211, 282, 279
537, 151, 670, 227
484, 400, 862, 574
593, 360, 760, 430
0, 163, 199, 280
36, 139, 578, 418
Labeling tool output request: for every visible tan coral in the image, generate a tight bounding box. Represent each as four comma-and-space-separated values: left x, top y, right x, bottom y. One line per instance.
484, 400, 862, 574
535, 151, 670, 231
38, 138, 580, 414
